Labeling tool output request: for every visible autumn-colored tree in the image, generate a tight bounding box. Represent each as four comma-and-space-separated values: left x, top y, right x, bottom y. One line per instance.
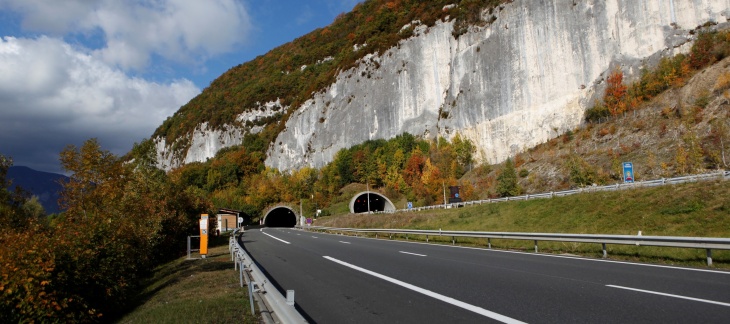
402, 148, 426, 187
604, 69, 628, 116
689, 32, 715, 69
1, 139, 210, 323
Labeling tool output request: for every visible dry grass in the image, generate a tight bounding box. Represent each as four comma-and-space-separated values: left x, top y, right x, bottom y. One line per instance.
117, 235, 258, 323
318, 180, 730, 268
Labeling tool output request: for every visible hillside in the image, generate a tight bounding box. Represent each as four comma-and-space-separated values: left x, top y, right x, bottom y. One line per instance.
501, 54, 730, 195
152, 0, 730, 173
152, 0, 505, 164
7, 166, 67, 214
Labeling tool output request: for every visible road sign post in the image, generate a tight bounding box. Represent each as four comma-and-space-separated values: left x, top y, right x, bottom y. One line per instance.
623, 162, 634, 183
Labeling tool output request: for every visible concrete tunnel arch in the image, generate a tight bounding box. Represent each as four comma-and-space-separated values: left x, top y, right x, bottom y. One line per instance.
263, 206, 298, 227
349, 191, 396, 214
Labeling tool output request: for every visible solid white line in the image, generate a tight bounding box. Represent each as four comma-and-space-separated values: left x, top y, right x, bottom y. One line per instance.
261, 231, 290, 244
323, 256, 525, 324
606, 285, 730, 307
339, 241, 351, 244
400, 251, 427, 257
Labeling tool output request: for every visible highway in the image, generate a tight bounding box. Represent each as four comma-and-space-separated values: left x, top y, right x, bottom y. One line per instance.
240, 227, 730, 323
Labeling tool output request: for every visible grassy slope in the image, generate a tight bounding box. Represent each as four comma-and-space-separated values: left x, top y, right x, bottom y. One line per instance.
316, 179, 730, 267
117, 235, 258, 323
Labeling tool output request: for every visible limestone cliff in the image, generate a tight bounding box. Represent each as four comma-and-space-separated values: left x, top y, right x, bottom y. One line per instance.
156, 0, 730, 172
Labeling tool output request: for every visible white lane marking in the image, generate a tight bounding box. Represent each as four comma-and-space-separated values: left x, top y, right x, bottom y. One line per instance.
340, 241, 351, 244
324, 256, 525, 324
400, 251, 427, 257
312, 236, 318, 239
261, 231, 290, 244
607, 285, 730, 307
305, 230, 730, 275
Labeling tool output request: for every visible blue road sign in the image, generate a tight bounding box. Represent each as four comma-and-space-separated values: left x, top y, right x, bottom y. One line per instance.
623, 162, 634, 183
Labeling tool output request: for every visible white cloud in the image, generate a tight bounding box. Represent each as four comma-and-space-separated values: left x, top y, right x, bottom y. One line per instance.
0, 0, 252, 70
0, 36, 200, 173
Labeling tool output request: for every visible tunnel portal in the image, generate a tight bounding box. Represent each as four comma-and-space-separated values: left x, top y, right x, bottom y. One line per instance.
349, 191, 396, 214
264, 206, 298, 227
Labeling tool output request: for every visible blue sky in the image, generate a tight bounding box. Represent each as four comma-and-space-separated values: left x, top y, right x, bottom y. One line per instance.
0, 0, 361, 174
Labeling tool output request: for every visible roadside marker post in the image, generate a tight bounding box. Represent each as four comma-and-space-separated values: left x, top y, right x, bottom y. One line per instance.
200, 214, 209, 258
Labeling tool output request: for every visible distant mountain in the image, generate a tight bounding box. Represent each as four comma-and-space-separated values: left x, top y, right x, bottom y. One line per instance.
7, 166, 68, 214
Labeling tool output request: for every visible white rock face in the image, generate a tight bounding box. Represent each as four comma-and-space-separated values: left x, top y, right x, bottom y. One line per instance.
156, 0, 730, 172
266, 0, 730, 171
155, 101, 285, 170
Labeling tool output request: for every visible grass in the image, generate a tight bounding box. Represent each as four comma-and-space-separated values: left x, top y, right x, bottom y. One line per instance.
316, 179, 730, 268
117, 234, 258, 323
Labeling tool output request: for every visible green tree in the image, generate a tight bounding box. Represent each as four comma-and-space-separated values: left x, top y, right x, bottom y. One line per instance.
452, 134, 476, 173
496, 158, 520, 197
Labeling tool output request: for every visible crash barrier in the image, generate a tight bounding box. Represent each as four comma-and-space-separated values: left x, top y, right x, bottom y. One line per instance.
230, 229, 307, 323
302, 226, 730, 266
390, 170, 730, 212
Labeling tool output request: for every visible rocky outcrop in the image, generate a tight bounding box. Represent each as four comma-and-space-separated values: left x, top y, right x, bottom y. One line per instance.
266, 0, 729, 171
155, 100, 285, 170
156, 0, 730, 172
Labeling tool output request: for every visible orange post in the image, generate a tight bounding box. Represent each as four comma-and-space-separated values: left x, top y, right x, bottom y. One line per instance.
200, 214, 209, 258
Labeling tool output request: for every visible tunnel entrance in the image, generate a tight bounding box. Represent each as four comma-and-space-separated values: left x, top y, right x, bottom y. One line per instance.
263, 206, 298, 227
349, 191, 396, 214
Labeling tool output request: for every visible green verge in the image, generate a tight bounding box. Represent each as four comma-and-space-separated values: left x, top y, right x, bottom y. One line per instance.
117, 234, 258, 323
317, 179, 730, 268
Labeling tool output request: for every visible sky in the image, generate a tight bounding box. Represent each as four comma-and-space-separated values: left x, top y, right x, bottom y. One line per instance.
0, 0, 361, 174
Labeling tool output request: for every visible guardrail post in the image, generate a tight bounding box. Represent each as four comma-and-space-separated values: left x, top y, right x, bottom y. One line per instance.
602, 243, 607, 258
239, 262, 244, 288
488, 238, 491, 249
248, 282, 255, 315
426, 235, 429, 242
534, 240, 538, 253
707, 249, 713, 266
452, 236, 455, 245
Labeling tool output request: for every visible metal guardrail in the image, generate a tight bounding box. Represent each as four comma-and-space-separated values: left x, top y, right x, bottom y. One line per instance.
230, 229, 307, 324
386, 170, 730, 213
302, 226, 730, 266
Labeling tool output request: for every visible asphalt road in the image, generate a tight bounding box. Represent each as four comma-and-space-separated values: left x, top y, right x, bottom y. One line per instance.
240, 227, 730, 323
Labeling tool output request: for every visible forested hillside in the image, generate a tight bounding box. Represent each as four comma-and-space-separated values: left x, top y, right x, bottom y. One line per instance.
167, 27, 730, 219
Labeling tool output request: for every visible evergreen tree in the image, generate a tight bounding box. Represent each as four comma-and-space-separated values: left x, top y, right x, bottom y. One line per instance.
496, 158, 520, 197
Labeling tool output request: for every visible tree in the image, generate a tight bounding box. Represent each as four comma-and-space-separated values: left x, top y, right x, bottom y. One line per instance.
452, 134, 476, 173
604, 69, 628, 116
496, 158, 520, 197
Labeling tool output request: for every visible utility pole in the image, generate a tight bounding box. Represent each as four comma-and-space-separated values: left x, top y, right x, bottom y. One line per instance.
367, 180, 371, 213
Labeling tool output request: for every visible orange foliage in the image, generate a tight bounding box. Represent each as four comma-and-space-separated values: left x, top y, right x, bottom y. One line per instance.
604, 69, 628, 116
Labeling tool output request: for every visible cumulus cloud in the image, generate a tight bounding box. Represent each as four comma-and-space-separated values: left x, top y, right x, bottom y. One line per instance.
0, 36, 200, 173
0, 0, 252, 70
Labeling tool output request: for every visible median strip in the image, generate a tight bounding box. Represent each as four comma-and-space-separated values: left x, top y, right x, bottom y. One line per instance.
323, 256, 526, 324
606, 285, 730, 307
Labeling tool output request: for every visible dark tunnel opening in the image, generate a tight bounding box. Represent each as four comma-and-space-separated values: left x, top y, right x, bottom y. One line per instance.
264, 207, 297, 227
353, 193, 387, 213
